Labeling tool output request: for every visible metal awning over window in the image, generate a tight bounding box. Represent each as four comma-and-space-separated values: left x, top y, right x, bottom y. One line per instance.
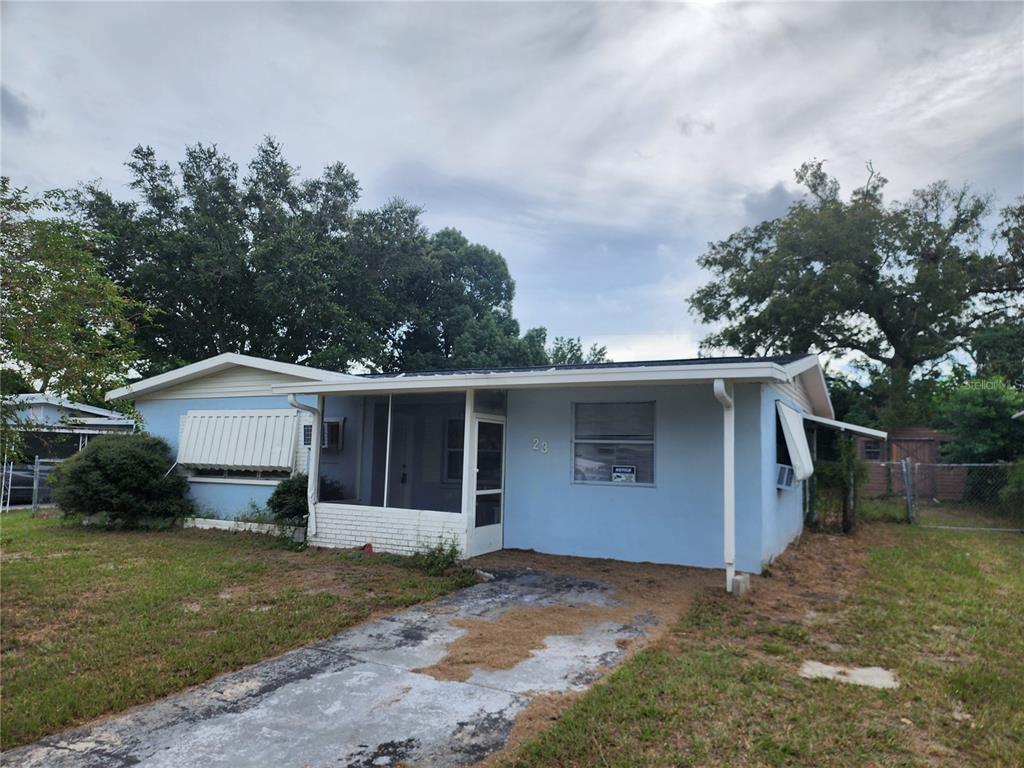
178, 410, 298, 471
800, 413, 888, 440
776, 403, 889, 483
776, 402, 815, 481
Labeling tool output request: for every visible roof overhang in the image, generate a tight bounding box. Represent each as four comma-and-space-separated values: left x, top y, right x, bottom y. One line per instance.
802, 413, 887, 440
272, 355, 836, 418
14, 394, 129, 420
106, 353, 355, 402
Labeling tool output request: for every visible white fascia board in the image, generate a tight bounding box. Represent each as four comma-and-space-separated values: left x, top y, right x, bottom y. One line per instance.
802, 413, 887, 440
272, 361, 796, 396
105, 353, 354, 402
790, 361, 835, 419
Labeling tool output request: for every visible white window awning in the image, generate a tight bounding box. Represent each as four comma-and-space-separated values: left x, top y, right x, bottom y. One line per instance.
801, 413, 887, 440
178, 410, 298, 471
776, 402, 815, 481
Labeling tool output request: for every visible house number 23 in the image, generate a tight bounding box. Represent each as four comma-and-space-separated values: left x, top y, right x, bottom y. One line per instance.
531, 438, 549, 454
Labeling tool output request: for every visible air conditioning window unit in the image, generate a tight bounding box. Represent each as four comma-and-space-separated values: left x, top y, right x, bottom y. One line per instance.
776, 464, 795, 490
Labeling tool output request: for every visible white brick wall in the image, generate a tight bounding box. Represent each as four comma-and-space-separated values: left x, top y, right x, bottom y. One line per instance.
310, 503, 467, 556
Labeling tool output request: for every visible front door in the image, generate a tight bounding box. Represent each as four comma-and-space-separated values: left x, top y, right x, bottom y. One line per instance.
467, 417, 504, 557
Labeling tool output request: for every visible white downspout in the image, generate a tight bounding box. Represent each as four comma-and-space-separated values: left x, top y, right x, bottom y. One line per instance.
289, 394, 322, 538
713, 379, 736, 593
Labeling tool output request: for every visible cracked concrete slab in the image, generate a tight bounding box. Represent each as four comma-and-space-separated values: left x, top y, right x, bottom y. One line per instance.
2, 569, 651, 768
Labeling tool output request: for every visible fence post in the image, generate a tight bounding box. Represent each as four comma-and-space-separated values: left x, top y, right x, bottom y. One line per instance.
900, 458, 914, 524
32, 455, 41, 515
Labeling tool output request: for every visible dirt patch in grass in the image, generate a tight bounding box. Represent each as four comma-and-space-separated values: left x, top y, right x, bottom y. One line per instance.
417, 605, 627, 682
472, 549, 718, 631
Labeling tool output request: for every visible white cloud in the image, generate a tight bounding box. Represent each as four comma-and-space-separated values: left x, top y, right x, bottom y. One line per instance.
1, 1, 1021, 360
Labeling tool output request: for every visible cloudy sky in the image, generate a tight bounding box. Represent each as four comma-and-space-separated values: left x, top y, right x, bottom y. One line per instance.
3, 1, 1022, 361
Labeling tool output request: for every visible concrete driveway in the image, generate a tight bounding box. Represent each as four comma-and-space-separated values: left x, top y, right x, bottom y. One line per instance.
3, 561, 702, 768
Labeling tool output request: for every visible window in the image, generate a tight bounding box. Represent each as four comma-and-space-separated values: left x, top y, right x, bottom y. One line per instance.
775, 414, 792, 466
191, 468, 291, 481
322, 419, 342, 449
302, 419, 343, 449
862, 439, 882, 461
444, 418, 465, 483
572, 402, 654, 485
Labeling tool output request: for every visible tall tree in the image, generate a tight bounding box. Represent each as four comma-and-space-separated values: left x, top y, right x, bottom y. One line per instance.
75, 138, 547, 374
1, 178, 138, 457
689, 161, 1022, 427
391, 228, 547, 371
548, 336, 610, 365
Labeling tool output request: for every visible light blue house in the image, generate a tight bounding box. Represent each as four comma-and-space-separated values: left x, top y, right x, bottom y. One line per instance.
108, 353, 884, 590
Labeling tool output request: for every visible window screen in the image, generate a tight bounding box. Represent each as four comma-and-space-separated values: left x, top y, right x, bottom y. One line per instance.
573, 402, 654, 485
444, 418, 465, 483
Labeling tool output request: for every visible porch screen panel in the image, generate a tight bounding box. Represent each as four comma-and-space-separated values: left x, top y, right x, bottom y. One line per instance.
385, 393, 465, 513
317, 395, 388, 506
573, 402, 655, 485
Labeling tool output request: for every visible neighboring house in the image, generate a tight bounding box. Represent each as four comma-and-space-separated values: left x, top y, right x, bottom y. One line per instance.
9, 393, 135, 459
108, 352, 884, 590
857, 426, 955, 499
856, 426, 952, 464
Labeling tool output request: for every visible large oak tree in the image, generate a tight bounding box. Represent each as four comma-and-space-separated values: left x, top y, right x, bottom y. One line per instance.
75, 138, 548, 375
689, 161, 1022, 426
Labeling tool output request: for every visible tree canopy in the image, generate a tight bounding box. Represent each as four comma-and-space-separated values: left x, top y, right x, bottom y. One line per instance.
689, 161, 1022, 426
1, 178, 138, 458
548, 336, 610, 366
74, 138, 550, 375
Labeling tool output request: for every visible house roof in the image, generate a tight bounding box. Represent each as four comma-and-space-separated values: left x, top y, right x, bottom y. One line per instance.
13, 393, 131, 421
105, 353, 358, 402
359, 353, 813, 378
273, 353, 836, 419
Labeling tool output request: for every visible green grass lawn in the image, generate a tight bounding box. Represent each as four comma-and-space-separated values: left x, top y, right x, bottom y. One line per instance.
506, 521, 1024, 768
0, 511, 475, 750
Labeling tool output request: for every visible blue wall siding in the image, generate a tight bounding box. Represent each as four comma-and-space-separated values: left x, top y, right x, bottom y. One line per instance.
503, 383, 766, 572
760, 385, 806, 562
187, 482, 278, 520
136, 395, 315, 520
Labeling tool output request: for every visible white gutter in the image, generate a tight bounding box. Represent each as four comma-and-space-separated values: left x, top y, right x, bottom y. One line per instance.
288, 394, 321, 537
713, 379, 736, 594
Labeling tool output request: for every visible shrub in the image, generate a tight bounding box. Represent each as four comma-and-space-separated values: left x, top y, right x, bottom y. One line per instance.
408, 537, 463, 576
50, 433, 193, 527
811, 436, 868, 532
266, 474, 309, 525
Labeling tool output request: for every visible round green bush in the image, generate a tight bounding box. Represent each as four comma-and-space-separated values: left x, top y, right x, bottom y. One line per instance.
50, 433, 193, 527
266, 474, 310, 525
266, 474, 342, 525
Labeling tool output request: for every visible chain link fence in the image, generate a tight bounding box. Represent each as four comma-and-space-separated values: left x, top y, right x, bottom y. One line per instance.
0, 458, 64, 514
863, 460, 1020, 529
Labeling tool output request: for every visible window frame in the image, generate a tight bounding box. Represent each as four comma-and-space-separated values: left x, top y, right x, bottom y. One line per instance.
442, 417, 465, 485
862, 439, 882, 461
570, 401, 656, 487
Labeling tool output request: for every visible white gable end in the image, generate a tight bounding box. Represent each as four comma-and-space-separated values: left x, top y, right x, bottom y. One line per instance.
145, 366, 330, 400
